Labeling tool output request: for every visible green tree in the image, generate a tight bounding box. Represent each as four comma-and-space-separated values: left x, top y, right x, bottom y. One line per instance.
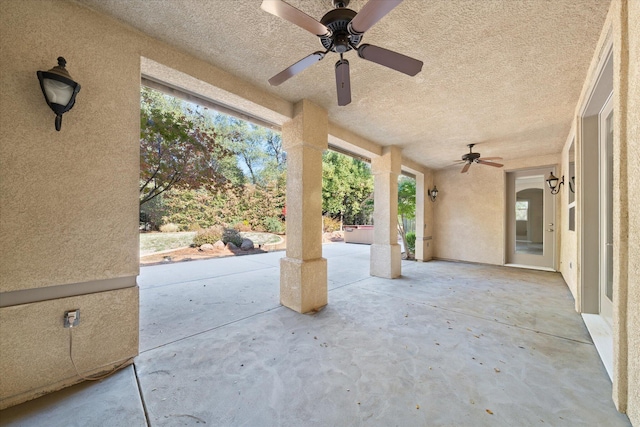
397, 177, 416, 259
322, 151, 374, 226
139, 88, 235, 206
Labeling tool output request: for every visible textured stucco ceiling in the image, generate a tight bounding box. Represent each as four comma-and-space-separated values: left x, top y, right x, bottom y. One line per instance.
76, 0, 610, 169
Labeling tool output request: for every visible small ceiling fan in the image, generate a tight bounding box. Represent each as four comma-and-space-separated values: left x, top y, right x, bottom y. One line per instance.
455, 144, 503, 173
261, 0, 423, 106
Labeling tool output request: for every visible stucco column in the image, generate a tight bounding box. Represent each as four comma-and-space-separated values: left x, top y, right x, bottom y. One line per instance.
370, 146, 402, 278
280, 100, 328, 313
415, 171, 434, 262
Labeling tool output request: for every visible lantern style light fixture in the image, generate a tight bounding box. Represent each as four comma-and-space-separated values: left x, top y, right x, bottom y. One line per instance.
428, 185, 438, 202
546, 171, 564, 195
37, 57, 81, 131
569, 176, 576, 193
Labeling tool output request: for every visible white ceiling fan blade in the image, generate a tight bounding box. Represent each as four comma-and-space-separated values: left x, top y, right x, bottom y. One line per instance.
261, 0, 330, 36
349, 0, 403, 34
268, 52, 325, 86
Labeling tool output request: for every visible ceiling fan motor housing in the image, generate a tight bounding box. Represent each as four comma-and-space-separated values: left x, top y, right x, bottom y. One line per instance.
320, 8, 362, 52
462, 152, 481, 162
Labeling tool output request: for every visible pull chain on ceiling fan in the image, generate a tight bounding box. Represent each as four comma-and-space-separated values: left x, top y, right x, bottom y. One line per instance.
261, 0, 424, 106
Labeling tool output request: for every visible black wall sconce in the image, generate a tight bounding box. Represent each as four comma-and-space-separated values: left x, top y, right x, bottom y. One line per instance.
546, 172, 564, 195
428, 185, 438, 202
37, 57, 81, 131
569, 176, 575, 193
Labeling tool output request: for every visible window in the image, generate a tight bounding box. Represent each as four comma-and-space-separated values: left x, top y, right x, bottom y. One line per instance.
516, 200, 528, 221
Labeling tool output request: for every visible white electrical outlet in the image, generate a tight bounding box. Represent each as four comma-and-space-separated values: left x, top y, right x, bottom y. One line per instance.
64, 309, 80, 328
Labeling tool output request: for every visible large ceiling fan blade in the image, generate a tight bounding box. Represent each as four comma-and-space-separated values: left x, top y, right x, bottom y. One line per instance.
461, 163, 471, 174
335, 59, 352, 106
261, 0, 330, 36
348, 0, 403, 34
268, 52, 325, 86
477, 159, 504, 168
357, 44, 423, 76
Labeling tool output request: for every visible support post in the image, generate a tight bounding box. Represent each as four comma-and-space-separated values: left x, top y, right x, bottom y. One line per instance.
280, 100, 328, 313
415, 171, 434, 262
370, 146, 402, 278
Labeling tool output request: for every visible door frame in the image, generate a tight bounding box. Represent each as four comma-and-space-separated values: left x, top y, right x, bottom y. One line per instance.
505, 168, 557, 271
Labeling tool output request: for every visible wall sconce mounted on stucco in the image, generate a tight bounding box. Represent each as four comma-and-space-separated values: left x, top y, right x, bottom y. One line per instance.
546, 172, 564, 195
569, 176, 575, 193
428, 185, 438, 202
37, 57, 81, 131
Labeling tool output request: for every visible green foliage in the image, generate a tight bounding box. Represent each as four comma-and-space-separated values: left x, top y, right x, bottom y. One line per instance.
398, 177, 417, 259
406, 231, 416, 252
398, 177, 416, 220
263, 217, 285, 234
322, 151, 374, 225
159, 223, 179, 233
323, 216, 341, 232
193, 226, 224, 246
139, 87, 236, 206
222, 228, 243, 247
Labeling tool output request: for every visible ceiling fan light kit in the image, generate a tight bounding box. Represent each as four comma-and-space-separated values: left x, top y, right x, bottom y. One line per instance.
261, 0, 423, 106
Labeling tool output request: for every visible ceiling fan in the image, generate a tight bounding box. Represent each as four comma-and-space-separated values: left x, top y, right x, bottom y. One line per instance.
261, 0, 423, 106
455, 144, 504, 173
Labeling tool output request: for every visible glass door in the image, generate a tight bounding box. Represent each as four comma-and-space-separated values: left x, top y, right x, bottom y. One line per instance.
506, 169, 555, 269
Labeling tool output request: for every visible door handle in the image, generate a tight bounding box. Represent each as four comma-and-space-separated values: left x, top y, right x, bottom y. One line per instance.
547, 229, 554, 232
548, 223, 554, 226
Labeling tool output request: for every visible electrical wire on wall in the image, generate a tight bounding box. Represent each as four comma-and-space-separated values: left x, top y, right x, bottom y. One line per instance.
68, 327, 131, 382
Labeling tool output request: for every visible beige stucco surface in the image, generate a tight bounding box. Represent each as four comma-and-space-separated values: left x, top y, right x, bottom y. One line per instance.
370, 147, 402, 278
433, 154, 558, 266
1, 0, 638, 421
0, 0, 140, 291
622, 0, 639, 423
76, 0, 611, 170
280, 100, 328, 313
0, 287, 139, 409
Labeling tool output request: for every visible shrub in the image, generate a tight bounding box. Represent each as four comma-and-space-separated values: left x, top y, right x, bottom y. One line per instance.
234, 221, 252, 232
406, 231, 416, 252
323, 216, 341, 232
222, 228, 244, 247
159, 223, 180, 233
193, 225, 224, 246
263, 217, 285, 234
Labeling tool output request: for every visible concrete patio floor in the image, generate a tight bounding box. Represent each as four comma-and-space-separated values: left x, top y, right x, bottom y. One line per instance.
0, 243, 631, 426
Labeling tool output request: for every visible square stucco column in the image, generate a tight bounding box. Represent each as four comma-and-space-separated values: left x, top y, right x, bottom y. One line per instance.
280, 100, 328, 313
415, 171, 434, 262
370, 146, 402, 278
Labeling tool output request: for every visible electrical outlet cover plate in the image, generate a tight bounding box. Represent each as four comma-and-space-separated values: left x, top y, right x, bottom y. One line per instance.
64, 309, 80, 328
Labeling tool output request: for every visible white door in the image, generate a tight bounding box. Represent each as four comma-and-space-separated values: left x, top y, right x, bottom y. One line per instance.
506, 169, 555, 269
599, 94, 614, 324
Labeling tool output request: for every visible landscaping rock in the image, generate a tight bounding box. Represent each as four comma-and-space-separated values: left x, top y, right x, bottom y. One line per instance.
226, 242, 238, 250
200, 243, 215, 251
240, 238, 254, 250
213, 240, 225, 250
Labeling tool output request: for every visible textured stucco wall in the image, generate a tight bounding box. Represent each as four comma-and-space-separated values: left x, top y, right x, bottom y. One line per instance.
622, 0, 639, 423
0, 287, 139, 409
0, 0, 140, 291
434, 154, 558, 266
0, 0, 143, 407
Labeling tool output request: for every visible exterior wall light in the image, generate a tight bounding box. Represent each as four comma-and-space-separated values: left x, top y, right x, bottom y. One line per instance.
569, 176, 575, 193
37, 57, 81, 131
546, 172, 564, 195
428, 185, 438, 202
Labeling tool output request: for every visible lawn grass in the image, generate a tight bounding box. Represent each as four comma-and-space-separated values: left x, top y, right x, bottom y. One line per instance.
140, 232, 196, 256
140, 231, 282, 255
